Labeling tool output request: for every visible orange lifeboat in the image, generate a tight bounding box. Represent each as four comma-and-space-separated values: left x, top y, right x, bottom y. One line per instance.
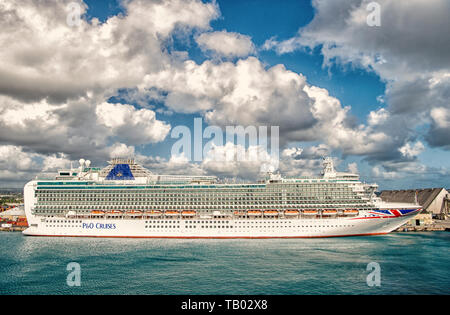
165, 210, 180, 216
146, 210, 162, 217
284, 210, 300, 216
322, 209, 338, 215
247, 210, 262, 216
263, 210, 279, 216
344, 209, 359, 215
181, 210, 196, 217
234, 211, 246, 216
91, 210, 105, 216
126, 210, 142, 217
302, 210, 318, 215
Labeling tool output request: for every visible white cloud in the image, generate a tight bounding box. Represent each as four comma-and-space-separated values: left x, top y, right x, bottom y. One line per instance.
137, 153, 205, 176
368, 108, 389, 126
264, 0, 450, 152
0, 100, 60, 128
430, 107, 450, 128
108, 143, 136, 159
427, 105, 450, 149
371, 166, 400, 180
0, 145, 75, 187
196, 30, 256, 58
201, 142, 278, 176
0, 0, 216, 166
262, 36, 301, 55
0, 0, 402, 170
2, 0, 447, 187
0, 145, 38, 171
142, 55, 399, 158
282, 147, 303, 158
96, 102, 171, 145
41, 153, 72, 172
0, 0, 219, 103
348, 162, 358, 174
399, 141, 425, 159
0, 94, 171, 161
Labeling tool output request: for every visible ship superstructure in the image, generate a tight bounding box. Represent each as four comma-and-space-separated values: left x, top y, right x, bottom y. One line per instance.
23, 157, 422, 238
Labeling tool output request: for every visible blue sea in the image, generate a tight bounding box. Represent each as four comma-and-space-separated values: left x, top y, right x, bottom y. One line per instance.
0, 231, 449, 295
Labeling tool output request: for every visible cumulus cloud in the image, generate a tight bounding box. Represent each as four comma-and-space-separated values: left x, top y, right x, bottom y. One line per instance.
347, 162, 358, 174
371, 165, 400, 180
367, 108, 389, 126
144, 56, 389, 155
264, 0, 450, 153
427, 106, 450, 149
0, 145, 39, 172
201, 142, 279, 177
0, 94, 171, 161
0, 145, 72, 187
41, 153, 72, 172
278, 145, 331, 178
0, 0, 404, 173
399, 141, 425, 160
107, 143, 136, 159
1, 0, 448, 188
369, 158, 450, 188
96, 102, 171, 145
0, 0, 218, 177
137, 153, 206, 177
137, 143, 329, 181
196, 30, 256, 58
282, 144, 330, 160
0, 0, 219, 103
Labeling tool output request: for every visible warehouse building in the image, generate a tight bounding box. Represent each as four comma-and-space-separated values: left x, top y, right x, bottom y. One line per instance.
0, 205, 25, 221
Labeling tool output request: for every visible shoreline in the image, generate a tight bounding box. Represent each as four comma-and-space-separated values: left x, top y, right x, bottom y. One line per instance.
394, 227, 449, 232
0, 227, 26, 232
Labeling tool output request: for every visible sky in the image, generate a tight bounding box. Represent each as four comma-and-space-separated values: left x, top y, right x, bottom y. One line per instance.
0, 0, 449, 190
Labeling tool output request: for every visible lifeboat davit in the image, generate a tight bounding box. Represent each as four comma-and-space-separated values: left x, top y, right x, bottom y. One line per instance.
284, 210, 300, 216
302, 210, 318, 215
344, 209, 359, 215
107, 210, 122, 216
146, 210, 162, 217
247, 210, 262, 216
263, 210, 278, 216
66, 211, 77, 218
165, 210, 180, 216
322, 209, 338, 215
182, 210, 196, 216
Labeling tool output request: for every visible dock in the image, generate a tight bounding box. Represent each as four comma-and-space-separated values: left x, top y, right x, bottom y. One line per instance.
395, 219, 450, 232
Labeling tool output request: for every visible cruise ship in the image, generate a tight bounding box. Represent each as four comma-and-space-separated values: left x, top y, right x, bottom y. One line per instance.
23, 157, 421, 238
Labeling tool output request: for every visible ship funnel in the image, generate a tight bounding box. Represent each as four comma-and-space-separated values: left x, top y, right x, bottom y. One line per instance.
79, 159, 85, 169
85, 160, 91, 168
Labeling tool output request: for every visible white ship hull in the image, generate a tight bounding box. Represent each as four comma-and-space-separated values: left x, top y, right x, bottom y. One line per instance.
22, 210, 419, 238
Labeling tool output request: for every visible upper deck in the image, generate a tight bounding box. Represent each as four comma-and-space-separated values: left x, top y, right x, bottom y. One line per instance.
35, 157, 369, 186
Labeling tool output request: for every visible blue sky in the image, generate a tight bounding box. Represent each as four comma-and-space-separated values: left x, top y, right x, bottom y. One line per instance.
0, 0, 449, 189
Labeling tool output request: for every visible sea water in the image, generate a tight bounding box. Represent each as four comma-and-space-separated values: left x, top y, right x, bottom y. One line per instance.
0, 231, 448, 295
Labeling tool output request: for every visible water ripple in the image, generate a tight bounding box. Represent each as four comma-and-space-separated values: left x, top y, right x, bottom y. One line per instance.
0, 232, 449, 295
